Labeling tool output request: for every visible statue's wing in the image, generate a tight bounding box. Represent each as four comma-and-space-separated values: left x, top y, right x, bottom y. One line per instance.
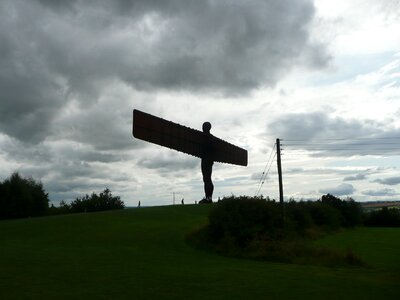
133, 109, 204, 159
133, 109, 247, 166
210, 134, 248, 166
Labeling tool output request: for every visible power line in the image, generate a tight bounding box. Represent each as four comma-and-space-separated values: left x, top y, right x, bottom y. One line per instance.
284, 142, 400, 146
255, 149, 277, 197
268, 136, 400, 202
255, 152, 276, 197
256, 143, 276, 190
255, 144, 276, 196
282, 139, 400, 156
282, 152, 396, 157
283, 147, 399, 151
284, 136, 400, 142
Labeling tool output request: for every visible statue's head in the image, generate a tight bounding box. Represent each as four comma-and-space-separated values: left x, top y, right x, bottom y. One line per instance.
202, 122, 211, 133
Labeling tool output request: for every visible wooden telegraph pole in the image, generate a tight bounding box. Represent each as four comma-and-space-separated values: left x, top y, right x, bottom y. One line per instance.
276, 138, 284, 224
276, 138, 284, 204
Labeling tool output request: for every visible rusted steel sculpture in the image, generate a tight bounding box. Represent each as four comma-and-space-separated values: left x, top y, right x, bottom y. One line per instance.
132, 109, 247, 203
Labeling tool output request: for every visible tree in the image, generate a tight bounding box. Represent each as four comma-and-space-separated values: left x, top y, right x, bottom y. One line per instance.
69, 188, 124, 213
320, 194, 362, 227
0, 172, 49, 219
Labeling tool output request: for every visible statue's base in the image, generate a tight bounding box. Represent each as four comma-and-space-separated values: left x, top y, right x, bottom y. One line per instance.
199, 198, 213, 204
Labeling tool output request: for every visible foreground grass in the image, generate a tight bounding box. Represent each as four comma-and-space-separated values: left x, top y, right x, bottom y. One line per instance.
0, 205, 399, 299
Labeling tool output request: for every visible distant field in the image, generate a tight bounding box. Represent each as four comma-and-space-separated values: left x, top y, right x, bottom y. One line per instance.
361, 201, 400, 211
0, 205, 399, 299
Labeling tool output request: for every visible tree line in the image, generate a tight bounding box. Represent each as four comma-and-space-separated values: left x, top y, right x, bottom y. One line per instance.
0, 172, 124, 220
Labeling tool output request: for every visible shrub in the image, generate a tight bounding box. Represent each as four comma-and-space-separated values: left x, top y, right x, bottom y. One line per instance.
207, 196, 282, 247
0, 172, 49, 219
69, 188, 124, 213
206, 195, 362, 249
188, 195, 364, 266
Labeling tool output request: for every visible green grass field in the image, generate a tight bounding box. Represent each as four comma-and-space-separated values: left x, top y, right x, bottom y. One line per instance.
0, 205, 399, 299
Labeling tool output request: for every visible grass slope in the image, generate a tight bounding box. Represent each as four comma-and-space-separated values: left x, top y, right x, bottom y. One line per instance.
0, 205, 399, 299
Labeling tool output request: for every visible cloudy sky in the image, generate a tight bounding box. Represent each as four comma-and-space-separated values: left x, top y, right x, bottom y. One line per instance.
1, 0, 400, 206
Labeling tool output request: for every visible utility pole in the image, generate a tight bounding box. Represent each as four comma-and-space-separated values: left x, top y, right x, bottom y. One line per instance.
276, 138, 284, 224
173, 192, 176, 205
276, 138, 284, 205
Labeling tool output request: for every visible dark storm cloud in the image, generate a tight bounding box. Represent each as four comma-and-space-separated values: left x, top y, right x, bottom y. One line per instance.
41, 0, 327, 94
41, 157, 136, 201
54, 104, 138, 151
269, 111, 377, 141
45, 179, 114, 202
362, 188, 399, 197
268, 111, 400, 156
319, 183, 355, 196
373, 176, 400, 186
0, 0, 328, 145
0, 28, 65, 143
1, 134, 123, 167
0, 136, 52, 165
77, 151, 122, 163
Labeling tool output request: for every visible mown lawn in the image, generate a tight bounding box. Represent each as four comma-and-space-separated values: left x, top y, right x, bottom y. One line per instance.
0, 205, 399, 299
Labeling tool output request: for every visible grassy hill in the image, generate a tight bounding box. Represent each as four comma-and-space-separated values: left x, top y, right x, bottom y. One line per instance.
0, 205, 399, 299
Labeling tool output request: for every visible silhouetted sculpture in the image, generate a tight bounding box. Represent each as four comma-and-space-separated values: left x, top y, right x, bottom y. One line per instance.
132, 109, 247, 203
200, 122, 214, 203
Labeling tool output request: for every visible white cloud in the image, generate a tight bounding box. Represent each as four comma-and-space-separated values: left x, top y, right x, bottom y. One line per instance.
362, 188, 399, 197
319, 183, 355, 196
314, 0, 400, 55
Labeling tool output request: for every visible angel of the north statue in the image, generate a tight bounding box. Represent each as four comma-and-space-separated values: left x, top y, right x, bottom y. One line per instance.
132, 109, 248, 203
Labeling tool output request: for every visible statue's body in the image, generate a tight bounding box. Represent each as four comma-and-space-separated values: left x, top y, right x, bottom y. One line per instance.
132, 109, 247, 203
200, 122, 214, 203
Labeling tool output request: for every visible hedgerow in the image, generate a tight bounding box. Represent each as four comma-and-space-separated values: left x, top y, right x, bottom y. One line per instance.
187, 194, 363, 266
